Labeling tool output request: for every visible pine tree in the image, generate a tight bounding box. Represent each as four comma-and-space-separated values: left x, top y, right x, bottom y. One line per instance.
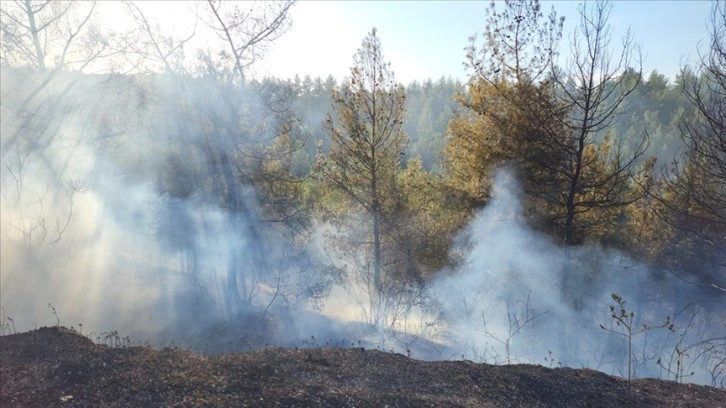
317, 28, 407, 297
446, 0, 647, 246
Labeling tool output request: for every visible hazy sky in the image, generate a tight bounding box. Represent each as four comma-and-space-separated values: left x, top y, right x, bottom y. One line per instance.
256, 1, 714, 84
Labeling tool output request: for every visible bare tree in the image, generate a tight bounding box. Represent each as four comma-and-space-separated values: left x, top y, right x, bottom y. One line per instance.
0, 0, 115, 72
121, 1, 198, 76
122, 0, 299, 314
204, 0, 294, 83
549, 0, 647, 245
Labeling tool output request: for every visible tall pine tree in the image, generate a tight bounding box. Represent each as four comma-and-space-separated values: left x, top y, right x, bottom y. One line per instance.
317, 28, 407, 302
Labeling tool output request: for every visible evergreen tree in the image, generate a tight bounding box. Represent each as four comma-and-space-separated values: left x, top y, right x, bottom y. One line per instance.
317, 28, 407, 301
446, 0, 648, 247
661, 1, 726, 289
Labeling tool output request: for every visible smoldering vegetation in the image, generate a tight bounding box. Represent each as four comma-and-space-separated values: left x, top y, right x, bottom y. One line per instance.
0, 67, 332, 339
1, 0, 725, 392
430, 169, 725, 386
0, 65, 723, 388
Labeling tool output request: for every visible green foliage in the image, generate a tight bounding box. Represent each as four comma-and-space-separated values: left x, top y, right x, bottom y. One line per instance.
613, 3, 726, 287
280, 75, 459, 176
444, 0, 656, 251
316, 27, 409, 309
395, 157, 469, 276
403, 77, 461, 172
659, 2, 726, 285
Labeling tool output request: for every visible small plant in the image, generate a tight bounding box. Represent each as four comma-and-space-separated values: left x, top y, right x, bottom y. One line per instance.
544, 350, 561, 368
301, 335, 320, 348
653, 304, 725, 386
7, 317, 16, 334
103, 331, 118, 346
600, 293, 675, 394
47, 303, 59, 327
480, 291, 548, 364
708, 351, 725, 388
1, 307, 16, 335
657, 346, 695, 383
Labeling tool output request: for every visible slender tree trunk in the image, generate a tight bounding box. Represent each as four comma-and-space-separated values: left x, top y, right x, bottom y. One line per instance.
370, 143, 382, 295
564, 161, 580, 245
24, 0, 46, 71
373, 209, 382, 292
371, 57, 382, 296
564, 111, 590, 245
564, 170, 580, 245
218, 146, 243, 313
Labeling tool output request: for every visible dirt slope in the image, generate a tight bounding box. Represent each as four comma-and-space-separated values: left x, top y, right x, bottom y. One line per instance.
1, 327, 724, 407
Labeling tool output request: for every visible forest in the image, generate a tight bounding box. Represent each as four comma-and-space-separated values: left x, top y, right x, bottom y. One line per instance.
0, 0, 724, 387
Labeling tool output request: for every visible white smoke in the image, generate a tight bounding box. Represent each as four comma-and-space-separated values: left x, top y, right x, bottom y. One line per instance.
426, 168, 725, 385
1, 67, 723, 387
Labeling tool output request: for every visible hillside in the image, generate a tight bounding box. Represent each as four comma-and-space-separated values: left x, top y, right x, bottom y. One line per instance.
1, 327, 724, 407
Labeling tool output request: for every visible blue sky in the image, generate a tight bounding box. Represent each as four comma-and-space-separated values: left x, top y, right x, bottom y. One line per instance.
257, 1, 714, 84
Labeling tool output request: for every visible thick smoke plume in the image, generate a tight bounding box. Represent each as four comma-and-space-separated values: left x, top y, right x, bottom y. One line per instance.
0, 67, 723, 387
0, 67, 327, 343
429, 169, 724, 385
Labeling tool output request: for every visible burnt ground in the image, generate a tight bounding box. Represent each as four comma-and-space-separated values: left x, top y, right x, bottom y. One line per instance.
1, 327, 724, 407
